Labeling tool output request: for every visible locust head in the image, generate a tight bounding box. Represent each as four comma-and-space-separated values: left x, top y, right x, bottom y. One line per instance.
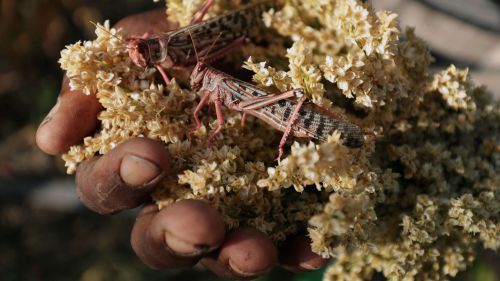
190, 61, 209, 92
129, 38, 170, 68
128, 38, 148, 67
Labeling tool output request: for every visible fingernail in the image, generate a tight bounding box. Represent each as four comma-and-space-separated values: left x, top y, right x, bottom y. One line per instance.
120, 154, 162, 187
164, 232, 215, 257
299, 262, 322, 271
228, 259, 272, 278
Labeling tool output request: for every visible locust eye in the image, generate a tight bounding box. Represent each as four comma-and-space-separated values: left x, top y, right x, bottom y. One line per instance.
197, 63, 206, 73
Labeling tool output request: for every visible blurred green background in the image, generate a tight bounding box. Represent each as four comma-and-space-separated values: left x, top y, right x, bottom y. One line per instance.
0, 0, 499, 281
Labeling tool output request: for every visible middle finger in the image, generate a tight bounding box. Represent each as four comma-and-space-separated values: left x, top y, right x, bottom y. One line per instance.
131, 200, 226, 269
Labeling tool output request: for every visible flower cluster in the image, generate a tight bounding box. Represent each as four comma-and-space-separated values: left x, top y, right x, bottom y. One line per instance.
59, 1, 499, 280
431, 65, 473, 111
244, 39, 328, 106
166, 0, 253, 27
259, 0, 400, 109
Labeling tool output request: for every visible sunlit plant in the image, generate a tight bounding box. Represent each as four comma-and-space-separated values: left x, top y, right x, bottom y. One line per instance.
59, 1, 499, 280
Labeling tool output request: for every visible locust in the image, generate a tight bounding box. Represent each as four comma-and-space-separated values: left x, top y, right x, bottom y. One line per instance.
189, 61, 366, 160
127, 0, 276, 84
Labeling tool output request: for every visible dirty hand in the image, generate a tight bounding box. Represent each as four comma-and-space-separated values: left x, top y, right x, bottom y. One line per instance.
36, 9, 327, 279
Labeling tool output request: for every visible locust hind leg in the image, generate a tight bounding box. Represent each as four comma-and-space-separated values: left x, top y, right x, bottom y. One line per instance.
208, 99, 225, 147
227, 99, 247, 128
191, 0, 214, 24
236, 89, 303, 111
232, 89, 305, 160
278, 96, 306, 162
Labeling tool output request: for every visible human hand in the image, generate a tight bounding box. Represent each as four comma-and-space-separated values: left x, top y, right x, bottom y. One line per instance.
36, 9, 328, 279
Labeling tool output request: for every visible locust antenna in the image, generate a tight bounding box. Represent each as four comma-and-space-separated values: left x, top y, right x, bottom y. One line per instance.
89, 21, 126, 44
202, 32, 223, 62
187, 29, 200, 62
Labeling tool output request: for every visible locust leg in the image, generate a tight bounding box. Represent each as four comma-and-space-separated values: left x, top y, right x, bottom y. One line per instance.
208, 99, 225, 146
236, 87, 343, 123
278, 96, 306, 161
236, 89, 302, 111
241, 112, 248, 128
155, 65, 171, 84
235, 90, 300, 131
192, 91, 212, 131
234, 89, 306, 160
226, 99, 248, 128
191, 0, 214, 24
